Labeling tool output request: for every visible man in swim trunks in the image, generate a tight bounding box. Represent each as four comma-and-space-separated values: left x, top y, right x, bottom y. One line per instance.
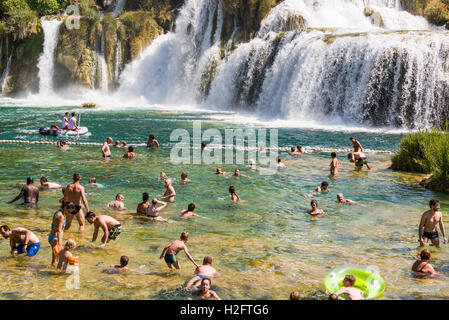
330, 152, 340, 176
147, 198, 168, 221
337, 193, 357, 204
349, 137, 364, 153
102, 137, 113, 158
107, 194, 125, 210
85, 212, 122, 247
40, 177, 61, 190
0, 225, 40, 258
147, 133, 159, 149
49, 201, 75, 267
160, 231, 199, 270
185, 256, 219, 289
349, 151, 371, 170
7, 177, 39, 206
137, 192, 150, 215
161, 179, 176, 202
64, 173, 89, 232
419, 199, 447, 248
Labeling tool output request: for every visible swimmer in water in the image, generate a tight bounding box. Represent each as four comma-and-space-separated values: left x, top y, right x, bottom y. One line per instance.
122, 141, 127, 148
337, 193, 357, 204
88, 177, 103, 187
315, 181, 329, 193
333, 275, 364, 300
57, 141, 70, 150
7, 177, 39, 206
137, 192, 150, 215
147, 133, 159, 149
248, 159, 256, 169
106, 255, 129, 274
290, 147, 301, 156
161, 179, 176, 202
330, 152, 340, 177
159, 231, 199, 270
147, 198, 168, 221
229, 186, 240, 203
412, 248, 437, 277
191, 278, 221, 300
201, 142, 207, 150
290, 291, 301, 300
180, 203, 199, 219
297, 145, 307, 154
215, 168, 226, 175
123, 146, 136, 159
160, 172, 168, 181
0, 225, 40, 258
40, 177, 61, 190
277, 157, 286, 167
185, 256, 219, 289
57, 239, 77, 272
85, 212, 122, 247
107, 194, 125, 210
233, 168, 250, 178
114, 140, 121, 148
181, 172, 191, 183
418, 198, 447, 248
308, 200, 327, 216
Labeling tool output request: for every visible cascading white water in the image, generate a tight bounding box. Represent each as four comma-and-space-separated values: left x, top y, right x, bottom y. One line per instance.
37, 18, 62, 95
116, 0, 449, 128
100, 28, 109, 92
1, 38, 13, 95
113, 0, 126, 17
115, 36, 121, 82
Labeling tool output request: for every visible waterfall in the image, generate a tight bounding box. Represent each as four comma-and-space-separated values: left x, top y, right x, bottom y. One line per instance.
0, 39, 3, 71
115, 36, 121, 82
113, 0, 126, 17
99, 28, 109, 92
37, 18, 62, 95
116, 0, 449, 128
1, 38, 12, 95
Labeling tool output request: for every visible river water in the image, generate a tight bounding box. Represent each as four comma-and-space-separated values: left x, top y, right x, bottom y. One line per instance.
0, 105, 448, 299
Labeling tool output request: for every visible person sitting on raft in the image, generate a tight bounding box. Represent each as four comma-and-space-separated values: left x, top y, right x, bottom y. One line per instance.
137, 192, 150, 215
337, 193, 357, 204
315, 181, 329, 193
40, 177, 61, 190
67, 112, 79, 131
308, 200, 327, 216
185, 256, 219, 289
332, 275, 364, 300
57, 239, 78, 272
191, 278, 221, 300
412, 248, 437, 277
159, 231, 199, 270
107, 194, 125, 210
0, 225, 40, 258
7, 177, 39, 206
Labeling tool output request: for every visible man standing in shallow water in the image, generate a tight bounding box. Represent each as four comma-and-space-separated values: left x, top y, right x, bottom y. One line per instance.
102, 137, 113, 158
419, 199, 447, 248
7, 177, 39, 206
64, 173, 89, 232
160, 231, 199, 270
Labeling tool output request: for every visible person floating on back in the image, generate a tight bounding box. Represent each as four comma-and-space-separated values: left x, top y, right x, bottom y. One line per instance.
159, 231, 199, 270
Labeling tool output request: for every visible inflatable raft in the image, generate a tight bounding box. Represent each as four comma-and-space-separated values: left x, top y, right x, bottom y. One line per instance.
39, 127, 89, 137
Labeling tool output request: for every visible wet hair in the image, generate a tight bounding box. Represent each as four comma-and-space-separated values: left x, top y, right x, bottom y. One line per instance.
201, 142, 206, 148
0, 225, 10, 232
188, 203, 195, 212
142, 192, 149, 202
73, 173, 81, 182
277, 157, 281, 163
61, 201, 75, 210
120, 255, 129, 267
328, 293, 338, 300
65, 239, 76, 249
321, 181, 328, 187
311, 199, 318, 206
201, 277, 211, 286
181, 172, 188, 178
180, 231, 189, 241
40, 177, 48, 183
116, 193, 123, 200
429, 199, 440, 208
149, 134, 155, 139
122, 142, 127, 146
203, 256, 212, 265
290, 291, 301, 300
291, 147, 296, 152
420, 248, 431, 260
89, 177, 96, 183
128, 146, 134, 152
343, 275, 356, 286
85, 211, 96, 219
229, 186, 236, 194
350, 137, 355, 141
331, 152, 337, 158
297, 145, 302, 149
27, 177, 33, 184
216, 168, 222, 173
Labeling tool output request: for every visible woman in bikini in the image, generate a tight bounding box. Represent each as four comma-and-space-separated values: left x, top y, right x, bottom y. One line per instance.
412, 248, 436, 276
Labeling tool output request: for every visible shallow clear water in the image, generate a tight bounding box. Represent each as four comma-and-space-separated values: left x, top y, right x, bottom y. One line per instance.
0, 106, 448, 300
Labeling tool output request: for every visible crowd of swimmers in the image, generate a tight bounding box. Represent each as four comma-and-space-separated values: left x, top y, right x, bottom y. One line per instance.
2, 133, 447, 300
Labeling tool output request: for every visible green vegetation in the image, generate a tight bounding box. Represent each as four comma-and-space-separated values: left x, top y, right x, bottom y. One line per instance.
401, 0, 449, 27
392, 127, 449, 191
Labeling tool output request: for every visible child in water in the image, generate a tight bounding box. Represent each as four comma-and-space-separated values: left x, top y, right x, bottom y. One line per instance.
332, 275, 364, 300
57, 239, 78, 272
330, 152, 340, 176
192, 278, 221, 300
104, 256, 129, 274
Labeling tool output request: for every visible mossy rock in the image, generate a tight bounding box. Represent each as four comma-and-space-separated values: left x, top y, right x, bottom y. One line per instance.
81, 102, 99, 108
424, 0, 449, 26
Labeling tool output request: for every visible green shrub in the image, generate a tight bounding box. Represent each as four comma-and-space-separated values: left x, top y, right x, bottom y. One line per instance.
80, 0, 99, 21
28, 0, 60, 15
4, 8, 40, 41
1, 0, 31, 15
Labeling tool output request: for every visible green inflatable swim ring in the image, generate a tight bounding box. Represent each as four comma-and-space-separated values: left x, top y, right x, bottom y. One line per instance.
324, 265, 385, 299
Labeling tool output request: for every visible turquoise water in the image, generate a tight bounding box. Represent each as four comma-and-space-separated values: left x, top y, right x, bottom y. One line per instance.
0, 106, 448, 300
